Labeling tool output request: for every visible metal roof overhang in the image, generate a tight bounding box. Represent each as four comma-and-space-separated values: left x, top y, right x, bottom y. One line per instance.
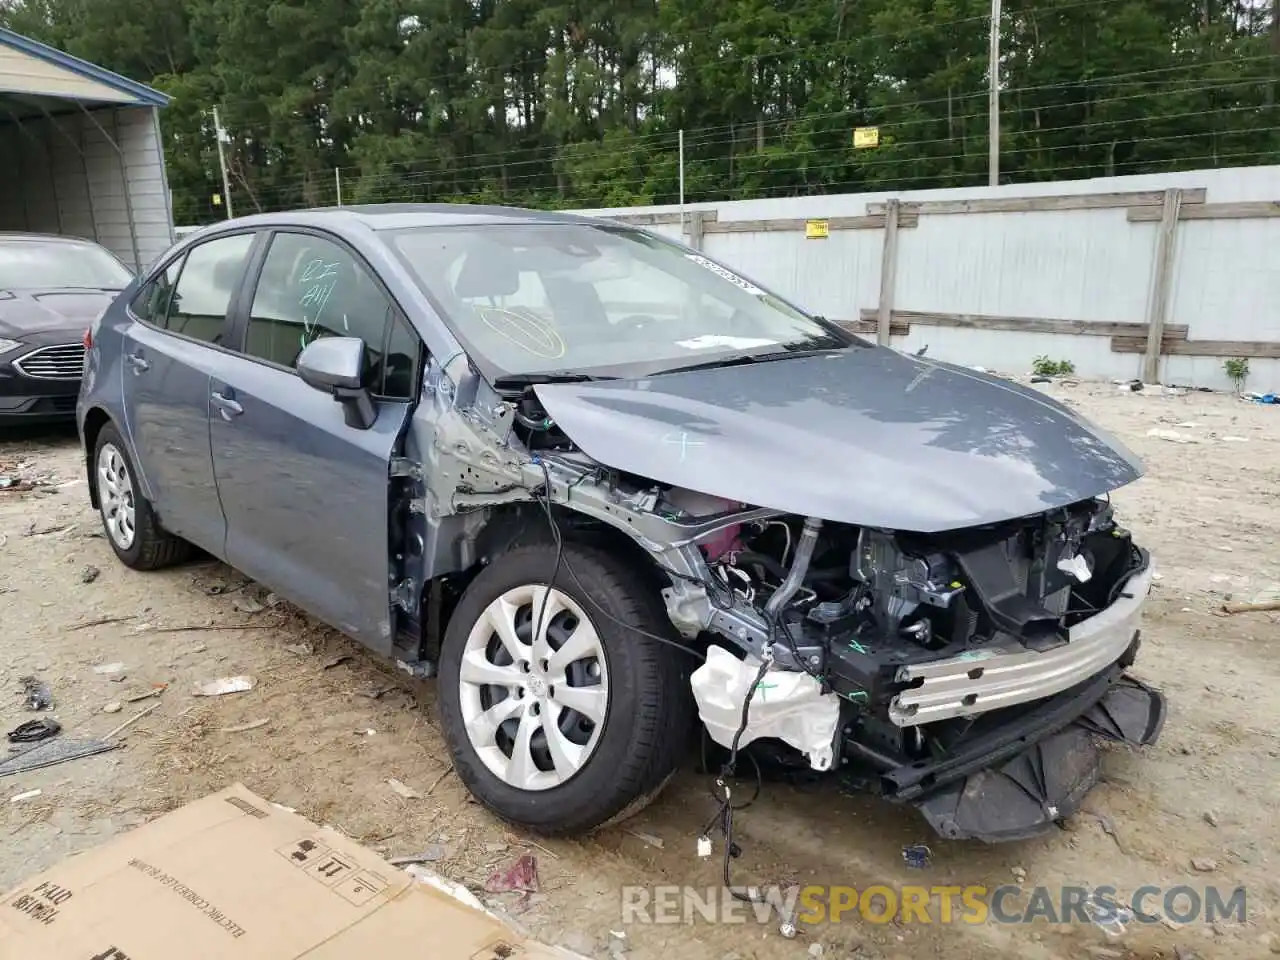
0, 25, 169, 118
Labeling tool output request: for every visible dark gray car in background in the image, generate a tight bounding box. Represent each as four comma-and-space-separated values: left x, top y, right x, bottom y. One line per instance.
0, 233, 133, 423
76, 204, 1166, 846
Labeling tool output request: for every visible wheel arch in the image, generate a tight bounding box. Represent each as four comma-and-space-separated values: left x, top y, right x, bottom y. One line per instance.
82, 409, 155, 508
422, 501, 674, 663
81, 406, 113, 509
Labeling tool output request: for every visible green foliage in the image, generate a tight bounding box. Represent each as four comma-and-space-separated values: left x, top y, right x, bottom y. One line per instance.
3, 0, 1277, 222
1224, 356, 1250, 391
1032, 356, 1076, 376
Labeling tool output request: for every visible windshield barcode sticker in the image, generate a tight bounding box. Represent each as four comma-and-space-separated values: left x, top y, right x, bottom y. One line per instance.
684, 255, 765, 296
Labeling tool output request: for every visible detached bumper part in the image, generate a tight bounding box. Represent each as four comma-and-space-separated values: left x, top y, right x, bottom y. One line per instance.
691, 645, 841, 772
909, 674, 1167, 843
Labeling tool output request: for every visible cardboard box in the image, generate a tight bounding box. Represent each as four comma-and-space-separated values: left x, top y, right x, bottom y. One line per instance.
0, 784, 580, 959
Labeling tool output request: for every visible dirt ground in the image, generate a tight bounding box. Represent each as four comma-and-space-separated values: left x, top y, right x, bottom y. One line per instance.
2, 381, 1278, 960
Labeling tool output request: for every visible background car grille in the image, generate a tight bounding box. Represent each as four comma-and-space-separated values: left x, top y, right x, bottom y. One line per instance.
14, 343, 86, 380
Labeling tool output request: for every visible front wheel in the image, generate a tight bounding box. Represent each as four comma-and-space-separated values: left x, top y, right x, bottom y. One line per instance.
436, 542, 694, 835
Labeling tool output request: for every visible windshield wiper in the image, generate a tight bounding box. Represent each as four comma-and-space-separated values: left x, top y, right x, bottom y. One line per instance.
492, 370, 617, 390
655, 343, 845, 376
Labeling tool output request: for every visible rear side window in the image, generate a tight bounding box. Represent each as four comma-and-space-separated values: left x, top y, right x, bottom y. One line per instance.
164, 234, 255, 345
244, 231, 420, 398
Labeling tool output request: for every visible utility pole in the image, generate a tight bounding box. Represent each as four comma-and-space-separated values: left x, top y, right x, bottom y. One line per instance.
211, 106, 234, 219
988, 0, 1002, 186
678, 128, 686, 241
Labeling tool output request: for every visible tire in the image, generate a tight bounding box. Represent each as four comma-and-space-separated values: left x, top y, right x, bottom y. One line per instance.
437, 542, 695, 835
93, 423, 192, 570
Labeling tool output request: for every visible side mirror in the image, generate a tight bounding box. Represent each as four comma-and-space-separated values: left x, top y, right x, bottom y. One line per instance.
297, 336, 376, 430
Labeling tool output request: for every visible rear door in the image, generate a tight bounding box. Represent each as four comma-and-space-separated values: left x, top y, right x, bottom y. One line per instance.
121, 231, 260, 555
209, 229, 422, 653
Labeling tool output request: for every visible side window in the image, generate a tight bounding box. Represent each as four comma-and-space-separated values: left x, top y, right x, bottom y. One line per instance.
164, 233, 255, 345
380, 314, 421, 400
245, 232, 419, 398
129, 258, 182, 325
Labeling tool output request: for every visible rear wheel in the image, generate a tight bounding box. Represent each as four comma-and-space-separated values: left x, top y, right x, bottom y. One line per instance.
436, 542, 693, 834
93, 423, 191, 570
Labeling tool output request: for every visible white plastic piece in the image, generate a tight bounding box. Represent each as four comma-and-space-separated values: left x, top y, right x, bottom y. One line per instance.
697, 836, 713, 858
690, 645, 841, 771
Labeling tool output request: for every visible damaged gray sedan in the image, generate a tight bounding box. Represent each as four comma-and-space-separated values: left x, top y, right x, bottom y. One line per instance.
77, 204, 1165, 843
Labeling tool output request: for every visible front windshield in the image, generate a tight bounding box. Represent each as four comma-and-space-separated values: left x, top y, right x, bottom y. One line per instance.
0, 239, 133, 290
385, 222, 847, 378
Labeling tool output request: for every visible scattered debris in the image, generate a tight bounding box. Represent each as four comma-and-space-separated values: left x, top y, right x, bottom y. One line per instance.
192, 676, 256, 697
387, 778, 423, 800
68, 615, 137, 631
1011, 865, 1027, 882
1083, 891, 1133, 937
484, 854, 540, 894
9, 789, 42, 803
283, 643, 313, 656
81, 565, 101, 584
1091, 811, 1127, 853
19, 675, 53, 711
323, 655, 352, 670
0, 737, 118, 777
102, 702, 123, 714
388, 844, 448, 866
1222, 435, 1249, 442
1203, 810, 1220, 827
7, 718, 62, 743
24, 522, 70, 537
627, 829, 664, 849
93, 661, 125, 675
233, 595, 266, 614
807, 944, 823, 960
1219, 599, 1280, 615
220, 719, 270, 733
126, 684, 167, 703
357, 685, 395, 700
103, 702, 161, 740
902, 843, 932, 868
1147, 428, 1198, 444
1190, 856, 1218, 873
424, 765, 454, 797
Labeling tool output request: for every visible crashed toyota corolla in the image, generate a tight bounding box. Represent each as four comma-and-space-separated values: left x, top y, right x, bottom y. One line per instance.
78, 204, 1164, 843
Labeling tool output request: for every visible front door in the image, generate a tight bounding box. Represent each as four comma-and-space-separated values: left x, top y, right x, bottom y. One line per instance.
209, 229, 421, 652
120, 232, 258, 555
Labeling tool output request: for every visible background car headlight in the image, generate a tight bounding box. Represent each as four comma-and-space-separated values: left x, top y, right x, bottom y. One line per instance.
0, 338, 22, 355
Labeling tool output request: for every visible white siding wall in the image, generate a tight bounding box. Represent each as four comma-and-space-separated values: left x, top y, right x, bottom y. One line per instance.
573, 165, 1280, 392
0, 104, 173, 271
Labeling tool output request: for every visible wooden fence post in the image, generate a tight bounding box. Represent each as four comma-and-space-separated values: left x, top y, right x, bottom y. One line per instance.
876, 199, 901, 346
1142, 188, 1183, 383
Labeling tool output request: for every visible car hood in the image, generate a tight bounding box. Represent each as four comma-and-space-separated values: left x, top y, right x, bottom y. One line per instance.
533, 346, 1144, 533
0, 288, 119, 337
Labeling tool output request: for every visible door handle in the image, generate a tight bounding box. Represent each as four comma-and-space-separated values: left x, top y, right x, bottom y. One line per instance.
125, 352, 150, 373
211, 391, 243, 420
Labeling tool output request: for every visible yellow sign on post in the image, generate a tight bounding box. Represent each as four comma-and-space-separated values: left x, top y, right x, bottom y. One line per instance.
805, 219, 830, 240
853, 127, 880, 149
212, 193, 223, 206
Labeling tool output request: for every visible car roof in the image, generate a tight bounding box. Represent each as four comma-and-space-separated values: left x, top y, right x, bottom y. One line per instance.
209, 203, 616, 233
0, 232, 104, 245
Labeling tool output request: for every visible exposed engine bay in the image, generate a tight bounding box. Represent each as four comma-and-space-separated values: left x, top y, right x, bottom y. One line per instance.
398, 350, 1166, 845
